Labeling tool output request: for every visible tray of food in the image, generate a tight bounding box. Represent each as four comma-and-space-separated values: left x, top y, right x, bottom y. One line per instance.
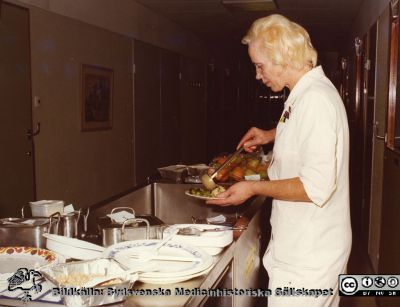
40, 258, 137, 307
206, 150, 271, 184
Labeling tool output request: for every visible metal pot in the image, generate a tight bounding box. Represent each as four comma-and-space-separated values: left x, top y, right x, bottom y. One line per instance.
22, 205, 82, 238
98, 208, 165, 247
0, 216, 59, 248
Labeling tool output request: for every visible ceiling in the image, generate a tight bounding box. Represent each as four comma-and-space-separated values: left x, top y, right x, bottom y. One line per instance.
134, 0, 364, 52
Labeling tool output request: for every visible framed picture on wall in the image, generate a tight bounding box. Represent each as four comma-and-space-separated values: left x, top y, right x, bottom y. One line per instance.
81, 64, 113, 131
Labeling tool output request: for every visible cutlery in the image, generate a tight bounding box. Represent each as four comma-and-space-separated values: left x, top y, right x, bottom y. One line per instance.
201, 147, 244, 190
127, 255, 201, 262
125, 228, 179, 260
177, 225, 247, 236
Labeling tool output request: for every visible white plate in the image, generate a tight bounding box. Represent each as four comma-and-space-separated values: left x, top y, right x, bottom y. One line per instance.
184, 190, 223, 200
0, 247, 64, 293
43, 234, 104, 260
0, 247, 62, 274
102, 240, 213, 279
139, 265, 213, 284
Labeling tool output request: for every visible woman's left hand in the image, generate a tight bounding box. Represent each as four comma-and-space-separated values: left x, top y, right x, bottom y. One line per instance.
206, 181, 256, 206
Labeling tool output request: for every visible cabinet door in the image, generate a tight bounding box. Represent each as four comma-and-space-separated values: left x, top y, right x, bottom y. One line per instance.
180, 57, 206, 164
160, 49, 180, 166
134, 40, 160, 183
0, 3, 35, 216
378, 149, 400, 307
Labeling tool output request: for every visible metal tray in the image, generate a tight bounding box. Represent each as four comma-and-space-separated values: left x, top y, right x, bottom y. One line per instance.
40, 258, 136, 307
157, 164, 187, 182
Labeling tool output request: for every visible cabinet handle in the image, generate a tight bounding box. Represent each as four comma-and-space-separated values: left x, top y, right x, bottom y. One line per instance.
373, 121, 386, 142
26, 122, 41, 138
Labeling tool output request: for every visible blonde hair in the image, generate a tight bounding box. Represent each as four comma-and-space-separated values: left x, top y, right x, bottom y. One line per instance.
242, 14, 317, 70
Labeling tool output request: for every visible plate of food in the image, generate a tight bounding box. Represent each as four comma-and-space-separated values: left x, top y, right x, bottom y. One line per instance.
185, 186, 226, 200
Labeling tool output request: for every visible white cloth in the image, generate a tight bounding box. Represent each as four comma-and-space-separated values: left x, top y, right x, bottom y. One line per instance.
265, 66, 352, 307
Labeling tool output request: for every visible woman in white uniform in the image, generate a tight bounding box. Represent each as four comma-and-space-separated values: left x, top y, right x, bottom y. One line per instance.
207, 14, 352, 307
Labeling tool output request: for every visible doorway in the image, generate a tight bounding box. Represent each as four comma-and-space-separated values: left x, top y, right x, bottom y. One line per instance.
0, 2, 35, 217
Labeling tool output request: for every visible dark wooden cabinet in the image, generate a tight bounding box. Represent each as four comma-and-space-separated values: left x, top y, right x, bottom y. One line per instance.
180, 56, 206, 164
134, 40, 162, 183
378, 149, 400, 307
160, 49, 181, 166
134, 41, 207, 182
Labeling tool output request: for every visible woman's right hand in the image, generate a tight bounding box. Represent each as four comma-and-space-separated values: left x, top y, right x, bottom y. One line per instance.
237, 127, 276, 152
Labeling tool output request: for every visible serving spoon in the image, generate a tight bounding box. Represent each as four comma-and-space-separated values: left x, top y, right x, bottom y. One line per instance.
201, 147, 244, 190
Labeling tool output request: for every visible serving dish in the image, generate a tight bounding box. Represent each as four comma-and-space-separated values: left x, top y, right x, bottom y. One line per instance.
40, 258, 137, 307
163, 224, 233, 255
43, 233, 104, 260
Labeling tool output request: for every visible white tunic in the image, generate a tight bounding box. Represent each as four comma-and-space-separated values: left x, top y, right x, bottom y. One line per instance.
264, 66, 352, 307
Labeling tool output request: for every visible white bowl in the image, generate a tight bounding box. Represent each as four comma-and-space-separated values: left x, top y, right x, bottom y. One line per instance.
163, 224, 233, 255
43, 233, 104, 260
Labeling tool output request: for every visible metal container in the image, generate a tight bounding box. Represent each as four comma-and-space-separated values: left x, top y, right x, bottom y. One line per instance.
40, 258, 135, 307
98, 213, 165, 247
22, 205, 81, 238
28, 200, 64, 217
157, 164, 187, 182
0, 216, 58, 248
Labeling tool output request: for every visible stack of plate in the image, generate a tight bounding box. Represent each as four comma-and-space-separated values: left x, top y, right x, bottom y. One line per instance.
102, 240, 214, 284
163, 224, 234, 255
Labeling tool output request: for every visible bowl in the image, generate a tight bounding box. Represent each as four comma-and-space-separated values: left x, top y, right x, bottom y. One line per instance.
43, 233, 104, 260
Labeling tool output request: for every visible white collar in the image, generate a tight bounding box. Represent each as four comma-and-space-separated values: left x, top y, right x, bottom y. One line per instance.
285, 66, 325, 107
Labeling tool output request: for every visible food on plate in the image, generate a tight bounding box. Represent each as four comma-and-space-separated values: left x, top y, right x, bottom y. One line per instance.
210, 185, 226, 197
189, 186, 226, 198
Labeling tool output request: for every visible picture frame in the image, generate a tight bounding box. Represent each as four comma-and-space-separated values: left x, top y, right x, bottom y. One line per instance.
81, 64, 113, 131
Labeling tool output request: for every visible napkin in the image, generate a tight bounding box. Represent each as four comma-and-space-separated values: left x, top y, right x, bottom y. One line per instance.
63, 204, 75, 214
206, 214, 226, 223
107, 210, 136, 224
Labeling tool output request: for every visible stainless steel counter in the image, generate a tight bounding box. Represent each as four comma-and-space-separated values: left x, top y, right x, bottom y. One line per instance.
120, 184, 267, 307
0, 182, 269, 307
